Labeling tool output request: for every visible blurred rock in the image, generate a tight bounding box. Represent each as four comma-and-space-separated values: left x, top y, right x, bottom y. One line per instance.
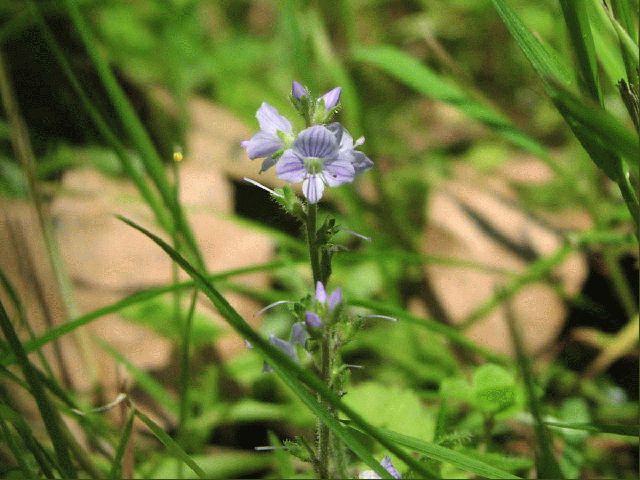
423, 162, 588, 356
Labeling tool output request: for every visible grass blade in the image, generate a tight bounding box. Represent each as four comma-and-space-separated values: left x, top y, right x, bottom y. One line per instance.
544, 421, 639, 437
0, 299, 76, 478
355, 427, 522, 479
505, 302, 564, 478
559, 0, 602, 103
117, 214, 435, 479
133, 406, 206, 479
109, 409, 136, 480
491, 0, 574, 88
1, 261, 286, 366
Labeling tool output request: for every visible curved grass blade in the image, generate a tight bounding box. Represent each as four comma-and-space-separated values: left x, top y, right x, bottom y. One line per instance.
352, 44, 548, 158
133, 406, 206, 479
354, 427, 522, 479
0, 261, 286, 366
117, 215, 434, 479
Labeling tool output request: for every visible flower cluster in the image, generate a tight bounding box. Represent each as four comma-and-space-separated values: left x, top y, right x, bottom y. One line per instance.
241, 82, 372, 203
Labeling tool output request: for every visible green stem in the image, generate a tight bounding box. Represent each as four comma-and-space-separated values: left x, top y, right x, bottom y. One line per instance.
307, 203, 322, 284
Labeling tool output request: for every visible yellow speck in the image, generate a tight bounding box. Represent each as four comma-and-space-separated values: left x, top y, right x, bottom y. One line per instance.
173, 148, 183, 162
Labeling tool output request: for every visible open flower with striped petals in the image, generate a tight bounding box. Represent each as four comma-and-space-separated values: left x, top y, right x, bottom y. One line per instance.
276, 125, 355, 203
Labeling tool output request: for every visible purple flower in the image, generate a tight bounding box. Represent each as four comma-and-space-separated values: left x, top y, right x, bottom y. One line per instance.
305, 311, 323, 328
263, 334, 299, 373
241, 102, 294, 172
358, 456, 402, 479
276, 125, 355, 203
327, 123, 373, 174
290, 322, 309, 346
292, 80, 309, 99
315, 281, 342, 311
320, 87, 342, 111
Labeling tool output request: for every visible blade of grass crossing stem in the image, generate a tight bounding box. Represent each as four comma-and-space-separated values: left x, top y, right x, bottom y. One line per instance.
1, 261, 286, 366
0, 299, 76, 478
117, 215, 434, 479
504, 302, 563, 478
61, 0, 204, 268
357, 427, 522, 479
610, 0, 639, 85
133, 407, 206, 479
559, 0, 602, 103
351, 45, 548, 158
109, 409, 135, 480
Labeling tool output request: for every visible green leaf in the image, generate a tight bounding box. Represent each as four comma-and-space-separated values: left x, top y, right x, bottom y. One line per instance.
351, 45, 548, 158
472, 364, 517, 414
117, 215, 433, 479
353, 427, 522, 479
133, 407, 206, 478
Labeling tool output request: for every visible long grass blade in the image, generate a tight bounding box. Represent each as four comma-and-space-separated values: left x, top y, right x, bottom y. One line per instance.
559, 0, 602, 103
544, 421, 639, 437
109, 409, 136, 480
355, 427, 522, 479
117, 214, 435, 479
1, 261, 286, 366
504, 302, 563, 478
0, 299, 76, 478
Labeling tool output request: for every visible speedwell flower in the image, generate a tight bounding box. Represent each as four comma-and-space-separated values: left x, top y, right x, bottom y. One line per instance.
241, 102, 294, 173
304, 281, 342, 329
276, 125, 355, 203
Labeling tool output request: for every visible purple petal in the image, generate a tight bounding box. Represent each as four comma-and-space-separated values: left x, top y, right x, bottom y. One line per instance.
294, 126, 338, 159
243, 131, 282, 159
323, 160, 355, 187
305, 311, 323, 328
327, 288, 342, 311
381, 456, 401, 479
290, 322, 309, 346
351, 151, 374, 173
256, 102, 292, 135
292, 81, 308, 99
303, 174, 325, 203
320, 87, 342, 111
269, 335, 298, 362
315, 281, 327, 303
276, 150, 306, 183
326, 122, 344, 144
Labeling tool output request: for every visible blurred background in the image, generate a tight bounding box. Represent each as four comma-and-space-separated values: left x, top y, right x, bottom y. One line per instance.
0, 0, 638, 478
